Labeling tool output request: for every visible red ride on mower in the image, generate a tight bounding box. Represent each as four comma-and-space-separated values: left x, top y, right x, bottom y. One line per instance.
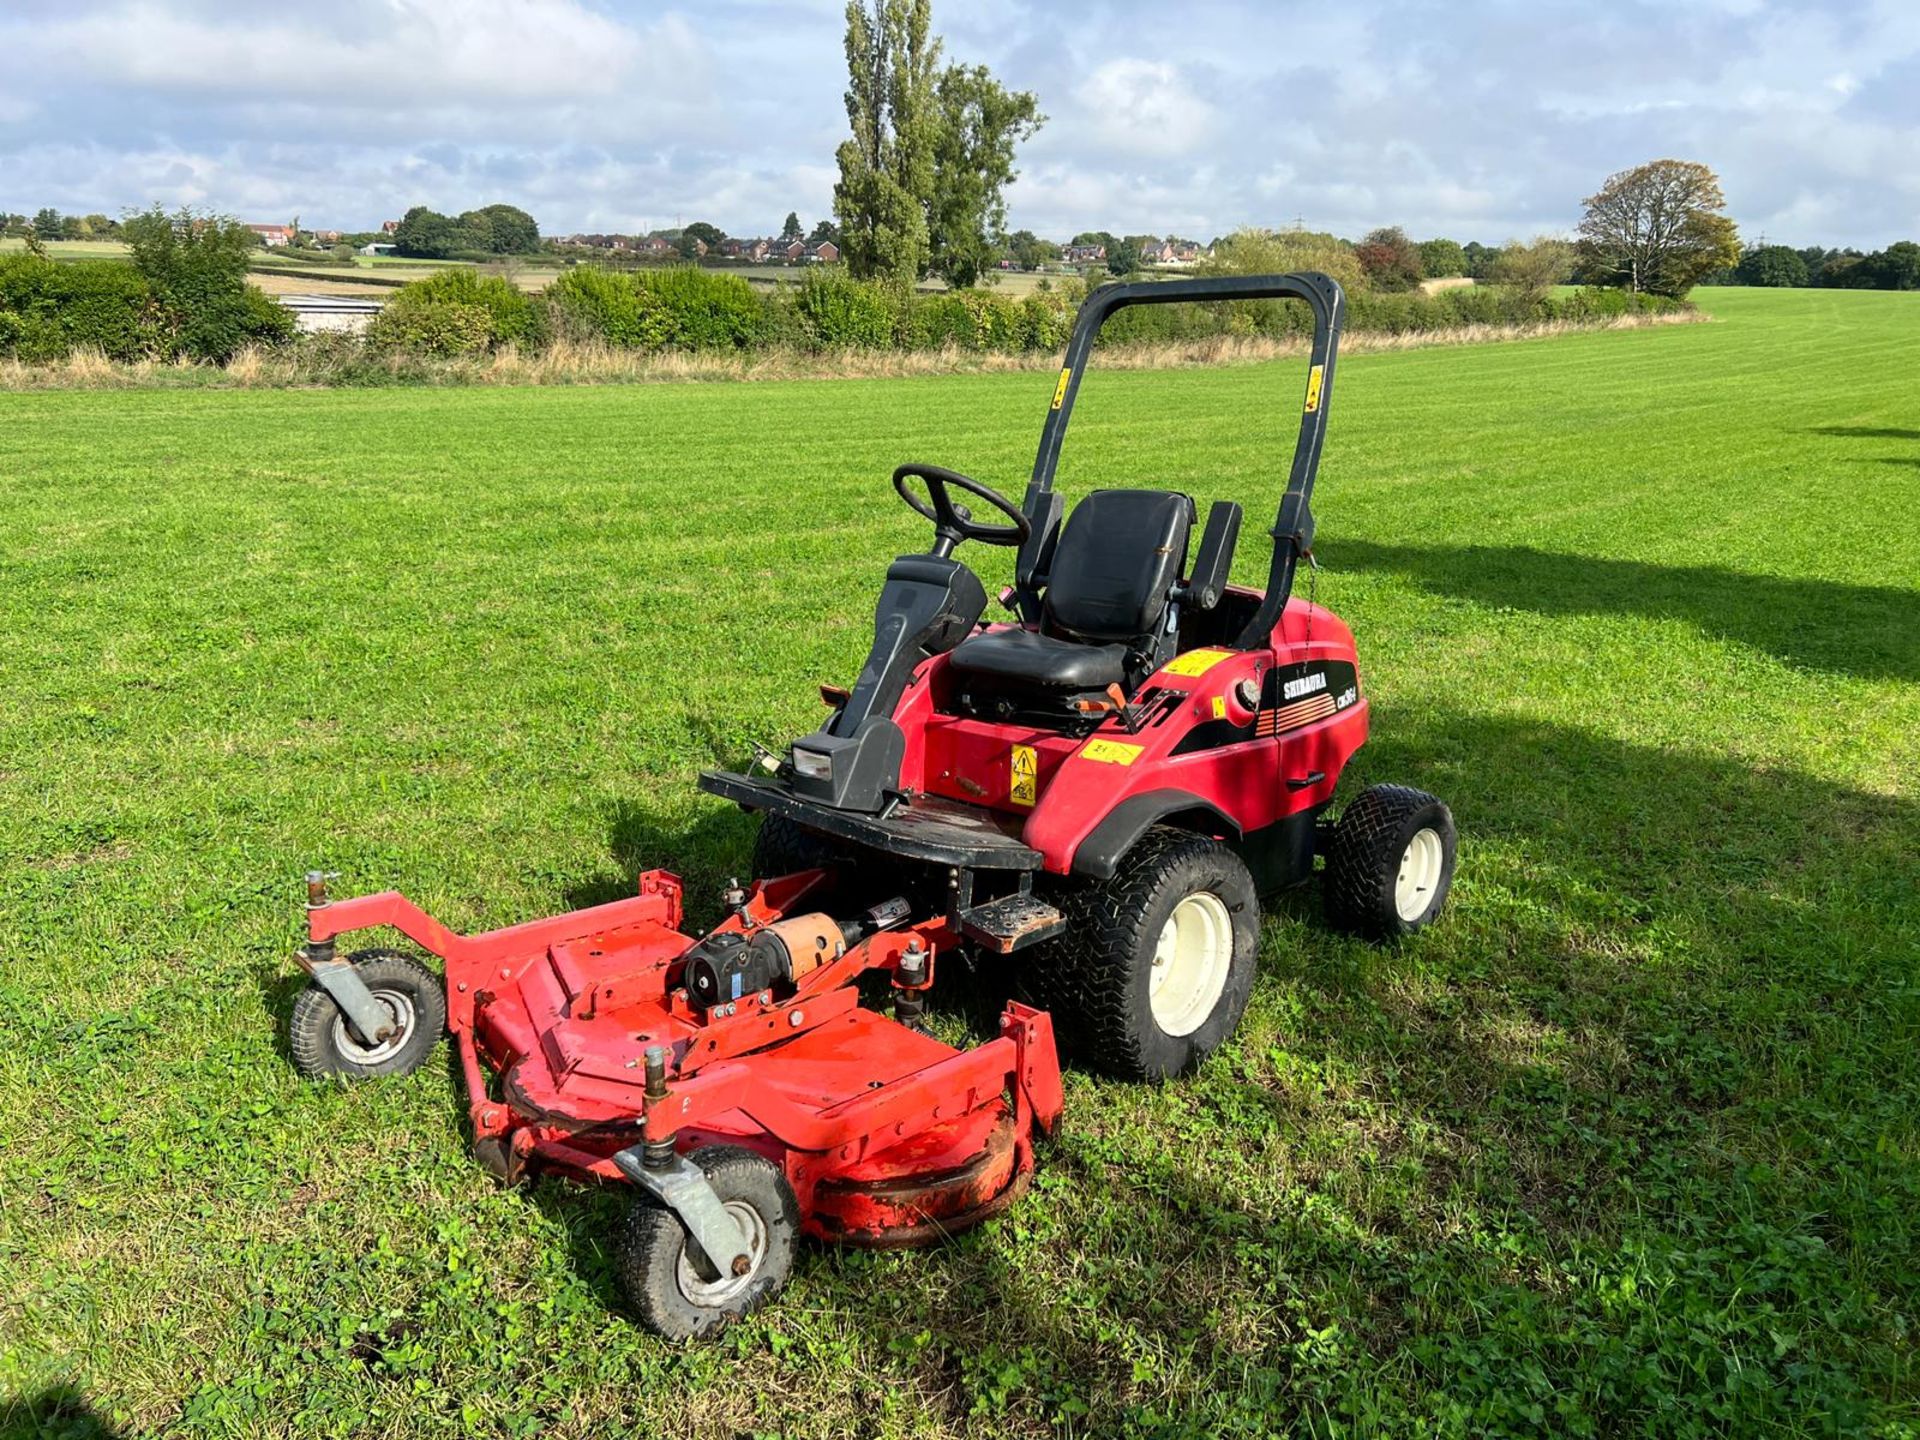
288, 272, 1455, 1337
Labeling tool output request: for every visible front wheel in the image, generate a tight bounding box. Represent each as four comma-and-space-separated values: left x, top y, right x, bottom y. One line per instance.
615, 1146, 800, 1340
1324, 784, 1457, 940
289, 949, 447, 1080
1022, 829, 1259, 1081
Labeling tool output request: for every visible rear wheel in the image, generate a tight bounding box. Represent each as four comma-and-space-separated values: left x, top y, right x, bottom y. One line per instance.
1023, 829, 1258, 1080
1324, 784, 1457, 940
615, 1146, 800, 1340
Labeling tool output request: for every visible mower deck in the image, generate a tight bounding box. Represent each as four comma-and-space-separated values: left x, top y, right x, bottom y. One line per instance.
299, 870, 1062, 1248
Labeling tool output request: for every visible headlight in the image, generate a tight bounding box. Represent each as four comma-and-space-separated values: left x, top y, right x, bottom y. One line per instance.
791, 748, 833, 781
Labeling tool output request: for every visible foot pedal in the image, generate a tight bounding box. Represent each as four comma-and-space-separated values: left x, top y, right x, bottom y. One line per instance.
958, 894, 1066, 954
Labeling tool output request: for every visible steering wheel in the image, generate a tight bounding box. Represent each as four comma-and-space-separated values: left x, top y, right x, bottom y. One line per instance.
892, 464, 1030, 556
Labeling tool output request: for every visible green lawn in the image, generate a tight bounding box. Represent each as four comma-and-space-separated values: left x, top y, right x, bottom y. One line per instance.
2, 287, 1916, 1438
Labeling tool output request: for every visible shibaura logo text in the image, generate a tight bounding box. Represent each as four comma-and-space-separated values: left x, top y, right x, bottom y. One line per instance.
1283, 672, 1328, 701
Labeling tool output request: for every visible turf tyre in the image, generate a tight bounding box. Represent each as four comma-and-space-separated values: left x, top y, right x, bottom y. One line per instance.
289, 949, 446, 1080
1023, 828, 1259, 1081
615, 1146, 800, 1340
751, 813, 844, 879
1324, 784, 1457, 940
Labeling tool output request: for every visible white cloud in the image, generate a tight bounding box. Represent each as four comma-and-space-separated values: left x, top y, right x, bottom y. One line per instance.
1073, 59, 1219, 159
12, 0, 698, 107
0, 0, 1916, 245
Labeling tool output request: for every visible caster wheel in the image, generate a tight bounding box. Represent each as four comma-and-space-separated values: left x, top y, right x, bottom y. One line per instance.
1325, 784, 1457, 940
289, 949, 447, 1080
615, 1146, 800, 1339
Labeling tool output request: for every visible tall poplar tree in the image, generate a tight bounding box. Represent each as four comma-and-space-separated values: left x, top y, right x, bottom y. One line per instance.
833, 0, 1042, 287
833, 0, 939, 284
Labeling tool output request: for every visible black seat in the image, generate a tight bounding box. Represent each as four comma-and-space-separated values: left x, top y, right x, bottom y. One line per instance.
948, 488, 1194, 691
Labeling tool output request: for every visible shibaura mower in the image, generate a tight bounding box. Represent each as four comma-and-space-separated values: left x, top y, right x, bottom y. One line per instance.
288, 272, 1455, 1337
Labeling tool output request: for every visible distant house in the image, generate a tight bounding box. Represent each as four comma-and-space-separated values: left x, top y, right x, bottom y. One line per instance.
310, 229, 342, 245
1062, 243, 1107, 264
635, 235, 675, 256
806, 240, 840, 263
358, 242, 396, 256
247, 222, 295, 248
776, 239, 806, 262
721, 237, 772, 261
380, 220, 400, 235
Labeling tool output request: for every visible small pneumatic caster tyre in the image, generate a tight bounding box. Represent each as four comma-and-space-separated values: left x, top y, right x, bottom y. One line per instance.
615, 1146, 801, 1340
289, 949, 448, 1080
1024, 828, 1260, 1082
1324, 784, 1457, 941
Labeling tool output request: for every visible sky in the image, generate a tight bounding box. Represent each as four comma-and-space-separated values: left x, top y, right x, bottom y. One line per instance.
1, 0, 1916, 248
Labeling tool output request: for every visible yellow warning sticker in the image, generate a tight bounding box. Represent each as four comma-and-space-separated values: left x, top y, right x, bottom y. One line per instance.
1050, 368, 1072, 410
1211, 695, 1227, 719
1162, 647, 1233, 678
1081, 739, 1144, 765
1009, 744, 1037, 806
1304, 363, 1325, 414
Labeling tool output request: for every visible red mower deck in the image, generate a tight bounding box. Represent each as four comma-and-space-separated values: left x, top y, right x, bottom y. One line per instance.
294, 868, 1061, 1335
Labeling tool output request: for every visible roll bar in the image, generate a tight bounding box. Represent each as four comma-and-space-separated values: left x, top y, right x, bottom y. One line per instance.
1020, 271, 1345, 650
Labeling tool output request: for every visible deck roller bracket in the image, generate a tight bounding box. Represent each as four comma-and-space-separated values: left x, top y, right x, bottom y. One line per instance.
298, 869, 401, 1049
611, 1146, 751, 1284
293, 939, 400, 1049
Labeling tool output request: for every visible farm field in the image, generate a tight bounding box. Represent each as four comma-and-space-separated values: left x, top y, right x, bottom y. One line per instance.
2, 287, 1917, 1437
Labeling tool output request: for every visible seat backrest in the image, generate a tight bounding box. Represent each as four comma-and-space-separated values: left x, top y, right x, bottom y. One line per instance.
1041, 488, 1194, 643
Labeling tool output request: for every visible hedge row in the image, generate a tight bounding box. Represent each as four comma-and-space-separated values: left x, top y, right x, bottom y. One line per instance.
381, 266, 1681, 360
1095, 281, 1685, 346
0, 254, 294, 363
1, 254, 1687, 368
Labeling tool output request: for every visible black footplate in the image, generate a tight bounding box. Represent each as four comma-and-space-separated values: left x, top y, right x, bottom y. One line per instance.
959, 894, 1066, 954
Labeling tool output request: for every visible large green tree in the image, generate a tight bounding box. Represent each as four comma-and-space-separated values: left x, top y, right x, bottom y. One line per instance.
460, 203, 541, 254
390, 206, 464, 259
1575, 159, 1740, 296
680, 221, 727, 256
926, 63, 1042, 287
1417, 237, 1467, 278
1735, 244, 1808, 288
780, 211, 804, 243
833, 0, 939, 284
833, 0, 1041, 287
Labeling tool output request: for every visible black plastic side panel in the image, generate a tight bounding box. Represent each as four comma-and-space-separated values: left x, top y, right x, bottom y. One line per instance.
1238, 806, 1324, 896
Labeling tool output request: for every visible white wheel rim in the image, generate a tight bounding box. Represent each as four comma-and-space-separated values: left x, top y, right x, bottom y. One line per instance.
675, 1199, 768, 1307
329, 988, 415, 1064
1149, 891, 1234, 1037
1394, 828, 1445, 922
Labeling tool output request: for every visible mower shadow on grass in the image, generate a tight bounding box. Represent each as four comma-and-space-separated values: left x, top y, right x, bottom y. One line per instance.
0, 1385, 128, 1440
758, 711, 1916, 1431
1328, 539, 1920, 683
563, 795, 759, 926
1807, 425, 1920, 441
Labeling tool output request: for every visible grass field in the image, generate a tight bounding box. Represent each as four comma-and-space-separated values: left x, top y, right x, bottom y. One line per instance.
2, 287, 1917, 1438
